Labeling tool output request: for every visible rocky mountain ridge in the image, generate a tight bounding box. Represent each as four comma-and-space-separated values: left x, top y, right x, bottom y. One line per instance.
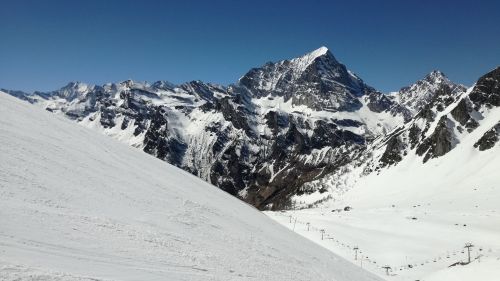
296, 66, 500, 208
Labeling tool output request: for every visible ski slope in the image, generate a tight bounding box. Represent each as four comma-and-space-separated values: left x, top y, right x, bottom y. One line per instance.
0, 92, 382, 281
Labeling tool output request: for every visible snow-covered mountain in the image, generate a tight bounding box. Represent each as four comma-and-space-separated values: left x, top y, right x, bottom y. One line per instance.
0, 92, 382, 281
4, 47, 487, 213
239, 46, 370, 111
267, 67, 500, 280
388, 70, 466, 115
3, 47, 414, 210
298, 66, 500, 203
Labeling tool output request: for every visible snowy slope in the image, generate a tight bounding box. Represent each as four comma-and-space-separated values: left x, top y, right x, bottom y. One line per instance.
0, 92, 383, 281
266, 68, 500, 280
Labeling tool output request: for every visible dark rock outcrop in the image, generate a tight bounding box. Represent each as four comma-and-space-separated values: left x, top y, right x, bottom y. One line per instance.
474, 123, 500, 151
450, 99, 479, 132
380, 134, 405, 167
416, 116, 456, 163
469, 67, 500, 109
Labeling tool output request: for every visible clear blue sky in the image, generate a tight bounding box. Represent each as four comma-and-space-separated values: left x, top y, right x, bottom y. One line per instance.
1, 0, 499, 93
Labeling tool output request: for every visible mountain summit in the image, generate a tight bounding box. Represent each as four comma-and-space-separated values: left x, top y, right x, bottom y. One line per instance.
308, 45, 329, 57
389, 70, 466, 114
424, 70, 447, 81
289, 46, 332, 70
239, 46, 371, 111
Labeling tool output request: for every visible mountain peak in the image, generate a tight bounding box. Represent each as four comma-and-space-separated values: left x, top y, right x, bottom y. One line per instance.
120, 79, 135, 87
238, 45, 370, 104
62, 81, 87, 89
291, 46, 333, 68
60, 81, 90, 92
392, 70, 465, 114
53, 81, 92, 100
152, 80, 176, 90
424, 70, 447, 82
308, 46, 329, 58
428, 70, 445, 75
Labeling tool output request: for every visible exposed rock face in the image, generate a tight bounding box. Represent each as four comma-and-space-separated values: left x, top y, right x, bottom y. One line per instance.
474, 122, 500, 151
365, 91, 394, 113
264, 111, 288, 136
416, 116, 456, 163
469, 67, 500, 109
379, 132, 405, 167
450, 99, 479, 132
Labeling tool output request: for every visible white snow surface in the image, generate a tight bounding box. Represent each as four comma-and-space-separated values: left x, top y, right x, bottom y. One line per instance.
0, 92, 382, 281
424, 257, 500, 281
289, 46, 330, 74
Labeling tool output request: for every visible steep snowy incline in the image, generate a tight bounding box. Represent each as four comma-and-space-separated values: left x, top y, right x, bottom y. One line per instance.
0, 92, 382, 281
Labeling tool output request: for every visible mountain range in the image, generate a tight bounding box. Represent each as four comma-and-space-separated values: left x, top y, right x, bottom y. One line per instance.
3, 46, 499, 210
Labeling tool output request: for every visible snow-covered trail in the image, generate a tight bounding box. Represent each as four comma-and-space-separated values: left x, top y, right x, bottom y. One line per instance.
0, 92, 382, 281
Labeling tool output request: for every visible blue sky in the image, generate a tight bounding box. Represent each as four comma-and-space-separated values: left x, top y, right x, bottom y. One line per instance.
1, 0, 499, 92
